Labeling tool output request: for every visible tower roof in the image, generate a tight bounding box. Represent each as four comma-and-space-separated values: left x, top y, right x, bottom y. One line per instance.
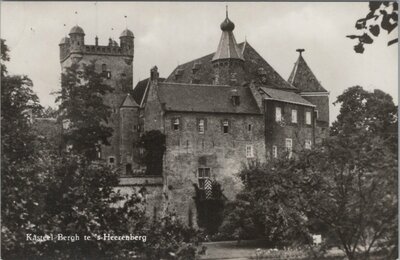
59, 37, 70, 45
212, 9, 244, 62
288, 50, 327, 93
120, 29, 134, 38
69, 25, 85, 35
121, 94, 139, 107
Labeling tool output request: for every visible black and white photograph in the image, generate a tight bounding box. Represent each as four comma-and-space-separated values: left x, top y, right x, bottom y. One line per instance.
1, 1, 398, 259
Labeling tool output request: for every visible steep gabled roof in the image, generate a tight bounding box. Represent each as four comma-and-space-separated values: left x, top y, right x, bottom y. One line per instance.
288, 53, 327, 93
166, 42, 296, 90
260, 87, 315, 107
132, 77, 165, 105
157, 82, 261, 114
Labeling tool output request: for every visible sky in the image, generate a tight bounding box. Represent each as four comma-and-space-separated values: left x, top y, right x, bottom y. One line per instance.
1, 2, 398, 124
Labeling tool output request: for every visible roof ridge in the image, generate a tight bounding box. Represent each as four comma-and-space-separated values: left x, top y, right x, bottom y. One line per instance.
160, 82, 231, 88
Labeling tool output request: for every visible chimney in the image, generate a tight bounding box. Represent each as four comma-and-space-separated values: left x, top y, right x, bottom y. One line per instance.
95, 36, 99, 46
150, 66, 159, 81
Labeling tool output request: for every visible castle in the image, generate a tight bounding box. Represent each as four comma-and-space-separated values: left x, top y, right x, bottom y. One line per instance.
59, 11, 329, 223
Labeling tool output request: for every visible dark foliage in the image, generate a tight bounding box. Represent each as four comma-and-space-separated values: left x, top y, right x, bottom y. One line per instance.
193, 181, 226, 236
56, 61, 113, 161
138, 130, 166, 175
347, 2, 398, 53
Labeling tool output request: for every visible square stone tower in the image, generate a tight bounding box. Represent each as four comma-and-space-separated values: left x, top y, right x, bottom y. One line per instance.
59, 26, 141, 174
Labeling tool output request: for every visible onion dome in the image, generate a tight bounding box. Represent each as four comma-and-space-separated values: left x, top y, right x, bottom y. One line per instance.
59, 37, 70, 45
120, 29, 134, 38
220, 17, 235, 31
69, 25, 85, 35
212, 8, 244, 62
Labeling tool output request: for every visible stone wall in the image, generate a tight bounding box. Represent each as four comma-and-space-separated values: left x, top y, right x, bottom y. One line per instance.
264, 100, 315, 158
60, 52, 135, 173
162, 111, 265, 224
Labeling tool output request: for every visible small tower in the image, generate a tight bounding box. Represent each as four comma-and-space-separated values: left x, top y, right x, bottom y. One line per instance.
120, 29, 134, 56
212, 7, 245, 86
119, 94, 140, 174
59, 37, 70, 61
69, 25, 85, 51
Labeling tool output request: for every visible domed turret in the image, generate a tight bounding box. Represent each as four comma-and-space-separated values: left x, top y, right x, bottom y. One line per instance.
119, 28, 134, 55
69, 25, 85, 35
69, 25, 85, 49
59, 37, 70, 45
120, 29, 134, 38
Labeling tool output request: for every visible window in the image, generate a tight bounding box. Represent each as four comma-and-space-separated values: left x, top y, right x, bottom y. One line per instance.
246, 145, 254, 158
102, 64, 107, 72
223, 120, 229, 133
305, 111, 312, 125
285, 138, 293, 158
172, 118, 180, 131
305, 140, 312, 150
106, 71, 112, 79
275, 107, 282, 122
108, 156, 115, 167
96, 146, 101, 159
248, 124, 252, 132
291, 109, 298, 123
272, 145, 278, 158
198, 168, 211, 189
315, 110, 319, 119
198, 119, 205, 134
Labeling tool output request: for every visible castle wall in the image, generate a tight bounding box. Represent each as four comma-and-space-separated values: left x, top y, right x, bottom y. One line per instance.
60, 50, 134, 173
264, 100, 315, 158
162, 111, 265, 223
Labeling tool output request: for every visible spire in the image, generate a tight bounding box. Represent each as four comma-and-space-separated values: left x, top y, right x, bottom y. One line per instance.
288, 49, 327, 92
212, 8, 244, 62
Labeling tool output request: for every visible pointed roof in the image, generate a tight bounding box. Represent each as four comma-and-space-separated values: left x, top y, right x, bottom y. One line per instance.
120, 94, 139, 107
288, 50, 327, 93
166, 42, 296, 90
212, 10, 244, 62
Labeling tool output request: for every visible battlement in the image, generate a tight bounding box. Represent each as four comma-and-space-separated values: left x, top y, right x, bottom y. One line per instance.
59, 26, 134, 63
60, 42, 134, 62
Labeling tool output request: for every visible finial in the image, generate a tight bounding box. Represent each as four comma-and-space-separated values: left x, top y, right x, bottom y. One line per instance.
124, 15, 127, 29
226, 5, 228, 18
296, 49, 305, 56
74, 11, 78, 25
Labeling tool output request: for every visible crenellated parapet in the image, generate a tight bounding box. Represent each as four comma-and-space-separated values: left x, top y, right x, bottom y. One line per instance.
59, 25, 134, 63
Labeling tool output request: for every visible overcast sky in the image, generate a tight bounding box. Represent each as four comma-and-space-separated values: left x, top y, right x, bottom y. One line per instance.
1, 2, 398, 123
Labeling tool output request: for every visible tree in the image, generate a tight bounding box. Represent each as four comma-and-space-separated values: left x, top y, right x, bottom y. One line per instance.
347, 1, 398, 53
56, 61, 113, 161
138, 130, 166, 175
331, 86, 397, 152
1, 39, 203, 260
225, 86, 398, 259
